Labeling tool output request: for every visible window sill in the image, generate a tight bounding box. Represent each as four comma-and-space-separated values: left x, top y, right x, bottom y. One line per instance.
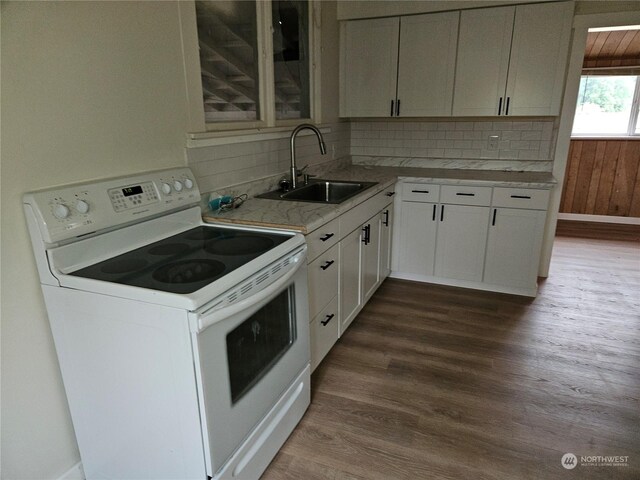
186, 125, 332, 148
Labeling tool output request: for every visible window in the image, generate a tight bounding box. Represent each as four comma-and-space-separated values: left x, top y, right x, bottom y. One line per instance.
572, 75, 640, 136
195, 1, 261, 123
192, 0, 313, 128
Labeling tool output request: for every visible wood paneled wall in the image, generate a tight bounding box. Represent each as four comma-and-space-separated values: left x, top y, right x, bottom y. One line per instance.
560, 139, 640, 217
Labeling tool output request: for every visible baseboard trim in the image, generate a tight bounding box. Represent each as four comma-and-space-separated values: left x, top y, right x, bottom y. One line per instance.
557, 213, 640, 225
57, 461, 84, 480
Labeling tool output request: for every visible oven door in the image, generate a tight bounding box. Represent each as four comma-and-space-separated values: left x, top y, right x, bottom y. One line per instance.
190, 249, 309, 475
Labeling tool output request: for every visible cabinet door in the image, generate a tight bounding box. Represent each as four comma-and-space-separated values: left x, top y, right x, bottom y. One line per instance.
340, 17, 399, 117
397, 202, 438, 276
484, 208, 546, 289
310, 296, 339, 372
339, 227, 363, 334
434, 205, 490, 282
396, 12, 459, 117
505, 2, 573, 116
378, 205, 393, 281
362, 216, 381, 302
452, 7, 514, 116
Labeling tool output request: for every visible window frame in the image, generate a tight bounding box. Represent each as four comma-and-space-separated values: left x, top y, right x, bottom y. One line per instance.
179, 0, 320, 134
571, 73, 640, 138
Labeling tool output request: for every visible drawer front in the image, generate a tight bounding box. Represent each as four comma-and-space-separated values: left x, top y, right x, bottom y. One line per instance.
306, 217, 340, 262
339, 187, 395, 238
307, 244, 339, 318
402, 183, 440, 203
440, 185, 492, 206
310, 296, 339, 372
492, 187, 550, 210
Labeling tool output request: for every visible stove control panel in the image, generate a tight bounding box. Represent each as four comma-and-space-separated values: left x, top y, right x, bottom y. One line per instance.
24, 167, 201, 244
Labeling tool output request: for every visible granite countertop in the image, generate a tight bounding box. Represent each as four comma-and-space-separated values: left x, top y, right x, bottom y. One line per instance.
202, 165, 556, 234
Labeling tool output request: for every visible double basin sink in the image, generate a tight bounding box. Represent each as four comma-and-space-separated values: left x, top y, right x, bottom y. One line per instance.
258, 179, 378, 204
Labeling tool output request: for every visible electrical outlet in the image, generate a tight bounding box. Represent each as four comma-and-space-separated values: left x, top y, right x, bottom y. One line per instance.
488, 135, 500, 150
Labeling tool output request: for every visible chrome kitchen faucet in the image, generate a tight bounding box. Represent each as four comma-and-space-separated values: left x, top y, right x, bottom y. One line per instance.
289, 124, 326, 190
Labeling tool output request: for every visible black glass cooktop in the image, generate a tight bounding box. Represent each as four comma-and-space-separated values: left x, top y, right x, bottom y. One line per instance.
71, 226, 290, 294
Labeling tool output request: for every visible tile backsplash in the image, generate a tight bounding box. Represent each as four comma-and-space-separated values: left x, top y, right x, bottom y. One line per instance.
187, 118, 558, 199
187, 122, 350, 195
350, 119, 555, 163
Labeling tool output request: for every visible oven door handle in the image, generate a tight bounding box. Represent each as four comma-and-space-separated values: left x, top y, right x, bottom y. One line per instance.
197, 260, 303, 333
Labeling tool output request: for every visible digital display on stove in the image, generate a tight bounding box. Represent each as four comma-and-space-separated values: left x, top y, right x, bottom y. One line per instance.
122, 186, 143, 197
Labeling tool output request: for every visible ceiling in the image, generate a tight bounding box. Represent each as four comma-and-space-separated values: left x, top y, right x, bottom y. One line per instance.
583, 29, 640, 68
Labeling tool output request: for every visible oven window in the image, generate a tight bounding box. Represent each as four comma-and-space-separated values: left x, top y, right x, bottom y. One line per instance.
226, 286, 296, 404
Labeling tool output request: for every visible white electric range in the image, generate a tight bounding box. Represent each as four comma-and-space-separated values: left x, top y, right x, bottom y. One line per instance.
23, 167, 310, 480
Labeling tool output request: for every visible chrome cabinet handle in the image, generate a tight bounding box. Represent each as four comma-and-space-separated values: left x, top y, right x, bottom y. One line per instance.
383, 210, 389, 227
432, 204, 436, 221
320, 233, 334, 241
390, 100, 395, 117
510, 195, 531, 199
505, 97, 510, 115
396, 99, 401, 116
386, 191, 396, 197
492, 208, 497, 226
456, 192, 475, 196
498, 97, 503, 115
411, 190, 429, 193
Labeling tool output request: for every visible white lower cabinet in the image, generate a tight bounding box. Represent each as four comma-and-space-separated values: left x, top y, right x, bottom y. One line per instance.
379, 205, 393, 280
397, 201, 438, 276
306, 189, 395, 371
310, 296, 339, 372
434, 204, 489, 282
339, 226, 363, 334
393, 181, 550, 297
484, 208, 547, 290
361, 213, 381, 302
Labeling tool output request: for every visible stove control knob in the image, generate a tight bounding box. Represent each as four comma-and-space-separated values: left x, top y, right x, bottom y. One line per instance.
75, 200, 90, 214
53, 203, 70, 219
184, 178, 194, 189
173, 180, 183, 192
161, 183, 172, 195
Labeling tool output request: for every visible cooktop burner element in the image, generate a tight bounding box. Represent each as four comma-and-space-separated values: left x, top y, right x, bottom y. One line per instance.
205, 235, 275, 256
153, 259, 225, 284
148, 243, 191, 256
70, 226, 290, 294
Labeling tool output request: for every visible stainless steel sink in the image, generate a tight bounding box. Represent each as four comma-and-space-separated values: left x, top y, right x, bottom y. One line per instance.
257, 179, 378, 204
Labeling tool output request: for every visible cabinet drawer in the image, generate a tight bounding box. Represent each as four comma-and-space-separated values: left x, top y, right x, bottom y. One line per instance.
339, 188, 394, 238
310, 296, 339, 372
492, 187, 550, 210
402, 183, 440, 203
308, 244, 339, 319
306, 217, 340, 262
440, 185, 492, 206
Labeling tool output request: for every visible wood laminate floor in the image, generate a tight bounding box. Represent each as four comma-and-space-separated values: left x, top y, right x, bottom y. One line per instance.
263, 222, 640, 480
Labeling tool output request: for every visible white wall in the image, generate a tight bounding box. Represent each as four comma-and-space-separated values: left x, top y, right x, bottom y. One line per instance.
0, 2, 190, 478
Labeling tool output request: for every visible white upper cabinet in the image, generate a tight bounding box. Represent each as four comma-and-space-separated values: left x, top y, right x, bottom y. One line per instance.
453, 7, 514, 117
340, 11, 459, 117
453, 1, 573, 117
505, 2, 574, 116
339, 17, 400, 117
396, 12, 459, 117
